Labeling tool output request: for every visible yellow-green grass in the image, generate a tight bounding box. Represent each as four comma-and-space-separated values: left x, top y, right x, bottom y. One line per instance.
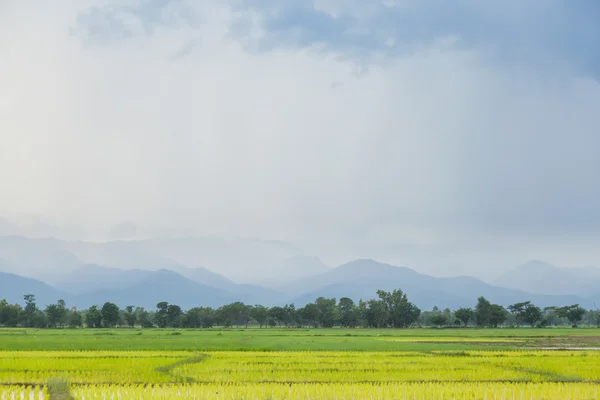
70, 382, 600, 400
1, 350, 600, 385
3, 349, 600, 399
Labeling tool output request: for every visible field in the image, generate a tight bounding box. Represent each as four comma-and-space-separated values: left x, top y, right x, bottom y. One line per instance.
1, 328, 600, 399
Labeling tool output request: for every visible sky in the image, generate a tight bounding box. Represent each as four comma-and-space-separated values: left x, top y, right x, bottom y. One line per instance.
1, 0, 600, 278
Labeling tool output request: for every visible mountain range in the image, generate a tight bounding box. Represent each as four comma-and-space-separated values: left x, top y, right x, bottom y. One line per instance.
2, 235, 600, 310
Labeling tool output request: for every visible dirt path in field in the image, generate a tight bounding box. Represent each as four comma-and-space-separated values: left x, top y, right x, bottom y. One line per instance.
155, 353, 210, 383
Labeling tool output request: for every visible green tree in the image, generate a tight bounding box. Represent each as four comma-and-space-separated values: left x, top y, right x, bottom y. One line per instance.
184, 307, 214, 328
376, 289, 421, 328
508, 301, 531, 327
429, 313, 448, 327
45, 303, 62, 328
297, 303, 318, 327
314, 297, 338, 328
250, 305, 269, 328
488, 304, 508, 328
136, 308, 154, 328
167, 304, 183, 328
101, 302, 120, 328
68, 308, 83, 328
124, 306, 137, 328
0, 299, 22, 327
475, 297, 492, 327
555, 304, 587, 327
283, 304, 297, 327
338, 297, 358, 328
85, 305, 103, 328
454, 307, 474, 327
154, 302, 169, 328
521, 304, 543, 327
23, 294, 37, 328
365, 299, 389, 328
268, 306, 287, 327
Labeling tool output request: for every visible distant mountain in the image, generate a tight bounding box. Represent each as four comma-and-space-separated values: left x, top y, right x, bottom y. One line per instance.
261, 255, 330, 287
289, 259, 590, 309
49, 263, 283, 306
78, 269, 237, 309
0, 272, 71, 306
51, 264, 153, 294
0, 235, 313, 284
494, 260, 600, 296
0, 236, 83, 281
163, 265, 284, 305
168, 265, 237, 290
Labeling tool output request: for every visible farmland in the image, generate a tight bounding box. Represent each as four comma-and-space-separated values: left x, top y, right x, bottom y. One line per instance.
1, 328, 600, 399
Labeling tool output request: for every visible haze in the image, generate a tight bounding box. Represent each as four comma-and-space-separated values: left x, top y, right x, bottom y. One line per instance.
1, 1, 600, 280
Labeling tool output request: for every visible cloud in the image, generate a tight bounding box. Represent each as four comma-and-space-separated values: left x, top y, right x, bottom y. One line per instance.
1, 0, 599, 275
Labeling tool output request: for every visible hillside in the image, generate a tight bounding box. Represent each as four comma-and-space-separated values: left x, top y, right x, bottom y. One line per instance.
494, 260, 600, 296
289, 259, 590, 309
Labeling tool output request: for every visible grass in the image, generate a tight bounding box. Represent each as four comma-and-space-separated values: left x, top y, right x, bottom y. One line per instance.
47, 378, 74, 400
0, 327, 599, 351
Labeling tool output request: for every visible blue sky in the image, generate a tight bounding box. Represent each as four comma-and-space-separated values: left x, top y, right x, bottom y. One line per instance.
76, 0, 600, 77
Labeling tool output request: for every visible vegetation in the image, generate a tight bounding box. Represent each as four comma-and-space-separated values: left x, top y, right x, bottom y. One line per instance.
2, 349, 600, 399
3, 286, 600, 398
1, 290, 597, 330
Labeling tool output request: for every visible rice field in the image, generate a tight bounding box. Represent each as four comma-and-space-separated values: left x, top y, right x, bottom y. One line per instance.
1, 329, 600, 399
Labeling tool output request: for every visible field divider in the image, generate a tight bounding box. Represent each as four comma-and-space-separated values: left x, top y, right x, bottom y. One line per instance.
154, 353, 210, 383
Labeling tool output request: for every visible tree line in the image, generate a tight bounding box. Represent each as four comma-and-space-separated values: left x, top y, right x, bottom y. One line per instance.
0, 290, 595, 329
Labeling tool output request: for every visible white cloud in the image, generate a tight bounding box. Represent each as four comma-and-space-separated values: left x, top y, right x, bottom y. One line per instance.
1, 1, 599, 275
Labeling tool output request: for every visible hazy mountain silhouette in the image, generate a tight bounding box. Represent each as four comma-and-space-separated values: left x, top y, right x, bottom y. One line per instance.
0, 236, 597, 311
494, 260, 600, 296
0, 272, 71, 306
51, 264, 154, 294
78, 269, 237, 309
289, 259, 590, 309
261, 255, 331, 287
0, 235, 309, 284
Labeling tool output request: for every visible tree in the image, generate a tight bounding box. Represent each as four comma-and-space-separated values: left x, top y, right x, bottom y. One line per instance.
167, 304, 183, 328
454, 308, 474, 327
45, 299, 68, 328
184, 307, 214, 328
297, 303, 318, 327
338, 297, 358, 328
488, 304, 508, 328
314, 297, 338, 328
69, 308, 83, 328
475, 297, 492, 327
101, 302, 120, 328
376, 289, 421, 328
124, 306, 137, 328
521, 304, 543, 327
356, 299, 368, 327
136, 308, 154, 328
250, 305, 269, 328
0, 299, 21, 327
555, 304, 587, 327
45, 304, 62, 328
508, 301, 542, 327
154, 302, 169, 328
429, 313, 448, 327
283, 304, 297, 327
23, 294, 37, 328
85, 305, 103, 328
268, 306, 287, 327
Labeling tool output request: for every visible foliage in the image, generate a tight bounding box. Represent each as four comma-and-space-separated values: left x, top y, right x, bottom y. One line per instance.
454, 308, 474, 327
